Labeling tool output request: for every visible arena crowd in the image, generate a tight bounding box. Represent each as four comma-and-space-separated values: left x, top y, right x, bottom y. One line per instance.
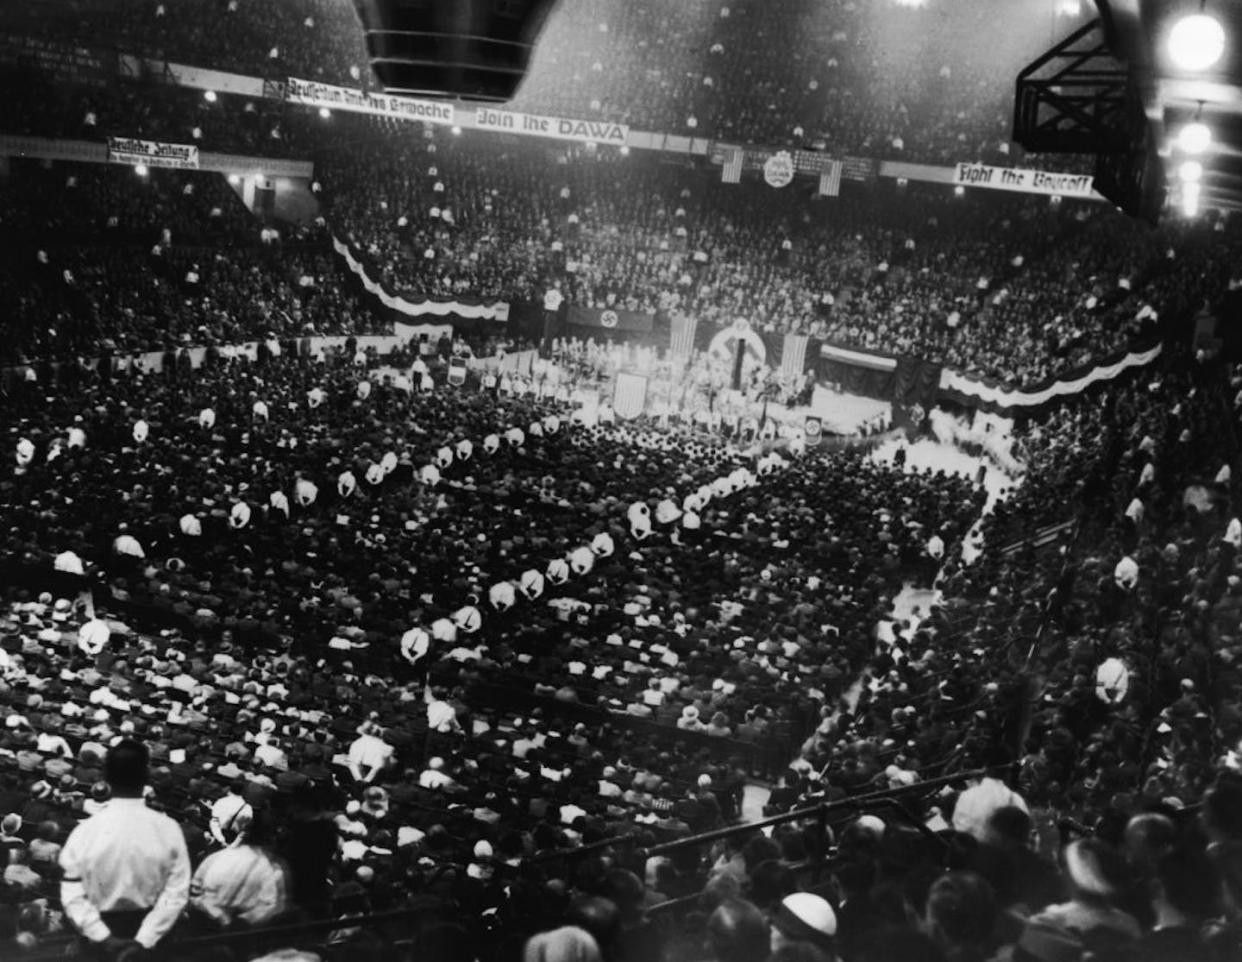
3, 2, 1242, 961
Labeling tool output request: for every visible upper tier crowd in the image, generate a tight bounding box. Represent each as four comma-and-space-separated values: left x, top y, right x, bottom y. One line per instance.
5, 145, 1222, 389
17, 0, 1086, 163
318, 126, 1228, 386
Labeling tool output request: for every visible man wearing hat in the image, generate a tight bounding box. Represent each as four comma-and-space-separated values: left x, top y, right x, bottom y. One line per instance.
770, 891, 838, 958
59, 739, 191, 960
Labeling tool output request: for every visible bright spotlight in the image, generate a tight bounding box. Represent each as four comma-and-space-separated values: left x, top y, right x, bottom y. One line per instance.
1168, 14, 1226, 72
203, 89, 218, 103
318, 107, 331, 119
134, 164, 149, 177
1183, 181, 1201, 216
953, 185, 965, 196
227, 173, 241, 185
1178, 120, 1212, 154
1179, 159, 1203, 182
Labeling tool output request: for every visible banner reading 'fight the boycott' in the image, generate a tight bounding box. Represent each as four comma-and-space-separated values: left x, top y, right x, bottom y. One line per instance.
953, 163, 1097, 198
285, 77, 455, 125
106, 137, 199, 169
474, 106, 629, 146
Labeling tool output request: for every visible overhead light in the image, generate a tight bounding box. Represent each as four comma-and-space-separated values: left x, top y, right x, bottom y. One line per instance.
203, 90, 218, 103
134, 164, 149, 177
1183, 181, 1201, 216
1179, 159, 1203, 182
1168, 13, 1226, 72
1178, 119, 1212, 154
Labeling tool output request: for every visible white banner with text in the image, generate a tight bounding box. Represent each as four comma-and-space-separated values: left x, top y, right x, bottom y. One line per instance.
106, 137, 199, 169
952, 163, 1097, 198
473, 106, 628, 145
285, 77, 455, 125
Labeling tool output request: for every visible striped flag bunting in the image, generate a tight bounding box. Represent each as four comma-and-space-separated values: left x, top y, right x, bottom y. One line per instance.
817, 160, 843, 197
721, 147, 743, 184
613, 372, 648, 419
669, 313, 698, 357
781, 334, 810, 382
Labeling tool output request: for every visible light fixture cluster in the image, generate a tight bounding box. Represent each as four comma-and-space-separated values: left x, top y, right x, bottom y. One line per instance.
1168, 10, 1226, 72
1165, 6, 1226, 214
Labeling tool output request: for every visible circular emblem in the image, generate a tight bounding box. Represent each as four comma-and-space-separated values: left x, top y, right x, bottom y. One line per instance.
600, 310, 619, 329
763, 151, 795, 188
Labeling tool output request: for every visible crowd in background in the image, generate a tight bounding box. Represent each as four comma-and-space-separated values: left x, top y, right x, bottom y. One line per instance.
4, 4, 1242, 961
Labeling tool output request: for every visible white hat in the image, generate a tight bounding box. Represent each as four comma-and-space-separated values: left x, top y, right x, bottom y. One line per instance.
569, 546, 595, 575
179, 514, 202, 536
401, 627, 430, 663
489, 582, 516, 611
78, 619, 111, 655
473, 840, 493, 859
114, 534, 144, 558
453, 605, 482, 633
519, 569, 545, 600
773, 892, 837, 946
546, 558, 570, 584
431, 618, 457, 643
54, 551, 85, 575
229, 502, 252, 529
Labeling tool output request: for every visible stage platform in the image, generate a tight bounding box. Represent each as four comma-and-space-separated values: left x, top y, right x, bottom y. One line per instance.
770, 386, 892, 436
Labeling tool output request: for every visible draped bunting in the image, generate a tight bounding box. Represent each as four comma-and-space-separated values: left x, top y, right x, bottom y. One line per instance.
332, 236, 510, 320
939, 342, 1164, 413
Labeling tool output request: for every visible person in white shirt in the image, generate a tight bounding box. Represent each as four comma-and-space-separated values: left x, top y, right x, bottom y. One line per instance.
208, 780, 253, 849
418, 757, 455, 790
189, 806, 288, 930
253, 738, 288, 772
59, 740, 191, 960
346, 724, 394, 784
425, 687, 461, 735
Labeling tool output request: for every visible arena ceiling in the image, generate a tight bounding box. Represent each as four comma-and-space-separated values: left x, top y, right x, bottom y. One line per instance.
1100, 0, 1242, 214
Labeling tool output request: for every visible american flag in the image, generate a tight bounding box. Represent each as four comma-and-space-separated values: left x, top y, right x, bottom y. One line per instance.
817, 160, 843, 197
721, 147, 744, 184
613, 372, 649, 420
781, 334, 810, 382
669, 312, 698, 357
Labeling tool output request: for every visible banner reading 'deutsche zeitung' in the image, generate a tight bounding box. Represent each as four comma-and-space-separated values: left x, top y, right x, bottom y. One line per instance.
953, 163, 1097, 198
285, 77, 455, 125
106, 137, 199, 169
